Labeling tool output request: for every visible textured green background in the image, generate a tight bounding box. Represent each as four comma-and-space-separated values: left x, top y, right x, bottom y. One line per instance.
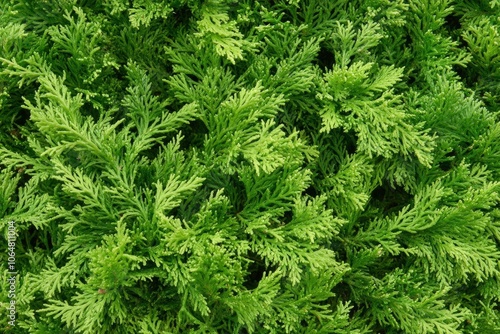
1, 0, 499, 333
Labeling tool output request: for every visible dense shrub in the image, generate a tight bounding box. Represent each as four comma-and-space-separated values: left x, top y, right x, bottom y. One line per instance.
1, 0, 500, 333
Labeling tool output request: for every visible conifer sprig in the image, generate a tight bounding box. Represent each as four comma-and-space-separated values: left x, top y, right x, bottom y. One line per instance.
1, 1, 500, 333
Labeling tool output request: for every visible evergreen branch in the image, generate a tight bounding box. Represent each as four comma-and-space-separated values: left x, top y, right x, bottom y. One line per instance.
51, 159, 114, 218
154, 174, 205, 217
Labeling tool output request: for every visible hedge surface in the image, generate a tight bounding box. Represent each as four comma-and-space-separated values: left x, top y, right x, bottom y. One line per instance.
1, 0, 500, 333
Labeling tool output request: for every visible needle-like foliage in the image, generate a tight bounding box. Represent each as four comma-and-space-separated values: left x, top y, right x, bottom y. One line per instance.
1, 0, 499, 333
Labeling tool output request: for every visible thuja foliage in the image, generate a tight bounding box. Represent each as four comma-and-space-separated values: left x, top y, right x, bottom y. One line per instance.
1, 0, 500, 333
